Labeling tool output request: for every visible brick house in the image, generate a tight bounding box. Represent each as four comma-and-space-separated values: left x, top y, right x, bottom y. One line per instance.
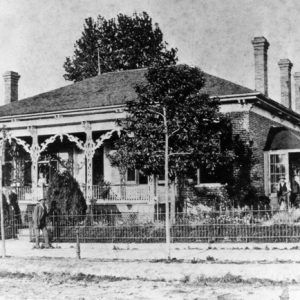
0, 36, 299, 212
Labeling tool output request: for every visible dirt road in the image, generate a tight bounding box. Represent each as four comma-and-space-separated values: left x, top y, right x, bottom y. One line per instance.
1, 241, 300, 299
0, 275, 296, 300
0, 257, 299, 299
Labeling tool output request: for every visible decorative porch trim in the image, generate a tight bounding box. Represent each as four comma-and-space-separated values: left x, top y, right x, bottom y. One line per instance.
2, 125, 120, 204
82, 121, 121, 204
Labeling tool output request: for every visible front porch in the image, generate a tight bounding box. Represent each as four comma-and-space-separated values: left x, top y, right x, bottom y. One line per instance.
3, 182, 176, 208
0, 114, 177, 212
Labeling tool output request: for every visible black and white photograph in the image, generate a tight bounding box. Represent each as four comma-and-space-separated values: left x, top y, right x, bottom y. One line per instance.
1, 0, 300, 299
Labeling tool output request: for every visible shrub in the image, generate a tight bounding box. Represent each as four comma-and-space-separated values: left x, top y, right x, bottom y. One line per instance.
47, 171, 87, 218
9, 192, 22, 225
1, 194, 10, 215
263, 208, 300, 225
186, 185, 230, 210
0, 194, 18, 239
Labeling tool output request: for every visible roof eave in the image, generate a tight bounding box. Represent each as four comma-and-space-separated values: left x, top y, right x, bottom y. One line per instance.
217, 92, 300, 125
0, 103, 125, 123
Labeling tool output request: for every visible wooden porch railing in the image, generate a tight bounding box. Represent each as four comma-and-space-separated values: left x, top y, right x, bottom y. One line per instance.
3, 186, 32, 202
4, 184, 153, 204
81, 184, 152, 203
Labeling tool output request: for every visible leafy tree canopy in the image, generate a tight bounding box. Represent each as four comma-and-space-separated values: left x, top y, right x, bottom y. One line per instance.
108, 64, 231, 180
64, 12, 177, 82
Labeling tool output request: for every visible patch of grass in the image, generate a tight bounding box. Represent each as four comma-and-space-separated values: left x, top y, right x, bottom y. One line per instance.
276, 259, 293, 263
166, 258, 184, 263
150, 258, 184, 264
0, 271, 34, 279
112, 245, 123, 250
0, 271, 169, 284
206, 256, 215, 261
191, 257, 197, 264
187, 246, 204, 250
193, 272, 290, 286
70, 273, 153, 283
180, 274, 191, 283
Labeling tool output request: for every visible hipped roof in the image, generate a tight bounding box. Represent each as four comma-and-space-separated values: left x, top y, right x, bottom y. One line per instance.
0, 68, 254, 118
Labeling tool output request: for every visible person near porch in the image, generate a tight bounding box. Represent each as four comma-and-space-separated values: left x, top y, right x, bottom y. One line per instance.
277, 175, 290, 210
37, 172, 47, 199
291, 174, 300, 207
33, 198, 51, 249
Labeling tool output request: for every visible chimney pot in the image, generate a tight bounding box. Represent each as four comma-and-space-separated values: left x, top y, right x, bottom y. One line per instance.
278, 59, 293, 109
3, 71, 20, 104
252, 36, 269, 96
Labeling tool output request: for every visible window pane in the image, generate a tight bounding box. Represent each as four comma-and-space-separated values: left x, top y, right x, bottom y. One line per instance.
271, 154, 278, 163
127, 168, 135, 182
271, 165, 275, 173
139, 172, 148, 184
270, 154, 287, 192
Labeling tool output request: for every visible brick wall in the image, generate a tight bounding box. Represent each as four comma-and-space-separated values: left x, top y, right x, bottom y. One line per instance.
226, 111, 250, 139
249, 111, 285, 194
226, 110, 284, 195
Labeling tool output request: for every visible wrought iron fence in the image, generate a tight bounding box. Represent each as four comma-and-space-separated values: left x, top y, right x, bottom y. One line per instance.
3, 207, 300, 243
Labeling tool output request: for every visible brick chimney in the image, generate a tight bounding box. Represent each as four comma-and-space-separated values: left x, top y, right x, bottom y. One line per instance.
294, 72, 300, 113
252, 36, 269, 96
3, 71, 20, 104
278, 59, 293, 109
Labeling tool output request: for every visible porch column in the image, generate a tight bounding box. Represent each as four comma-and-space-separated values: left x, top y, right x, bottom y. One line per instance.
148, 175, 155, 222
83, 122, 95, 205
148, 175, 155, 202
29, 127, 40, 202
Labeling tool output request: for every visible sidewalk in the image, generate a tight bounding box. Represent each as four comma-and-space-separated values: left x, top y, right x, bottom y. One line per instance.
1, 240, 300, 283
4, 239, 300, 262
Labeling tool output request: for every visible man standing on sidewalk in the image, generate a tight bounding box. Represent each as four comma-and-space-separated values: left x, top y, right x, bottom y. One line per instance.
33, 198, 51, 249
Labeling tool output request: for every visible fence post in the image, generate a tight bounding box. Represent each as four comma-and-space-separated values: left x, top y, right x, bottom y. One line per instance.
76, 227, 81, 259
0, 156, 5, 257
12, 210, 15, 239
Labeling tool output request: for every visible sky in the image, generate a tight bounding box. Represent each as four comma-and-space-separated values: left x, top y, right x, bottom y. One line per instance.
1, 0, 300, 103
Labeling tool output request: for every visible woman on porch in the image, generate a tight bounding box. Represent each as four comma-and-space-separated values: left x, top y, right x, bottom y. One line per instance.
37, 172, 47, 199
